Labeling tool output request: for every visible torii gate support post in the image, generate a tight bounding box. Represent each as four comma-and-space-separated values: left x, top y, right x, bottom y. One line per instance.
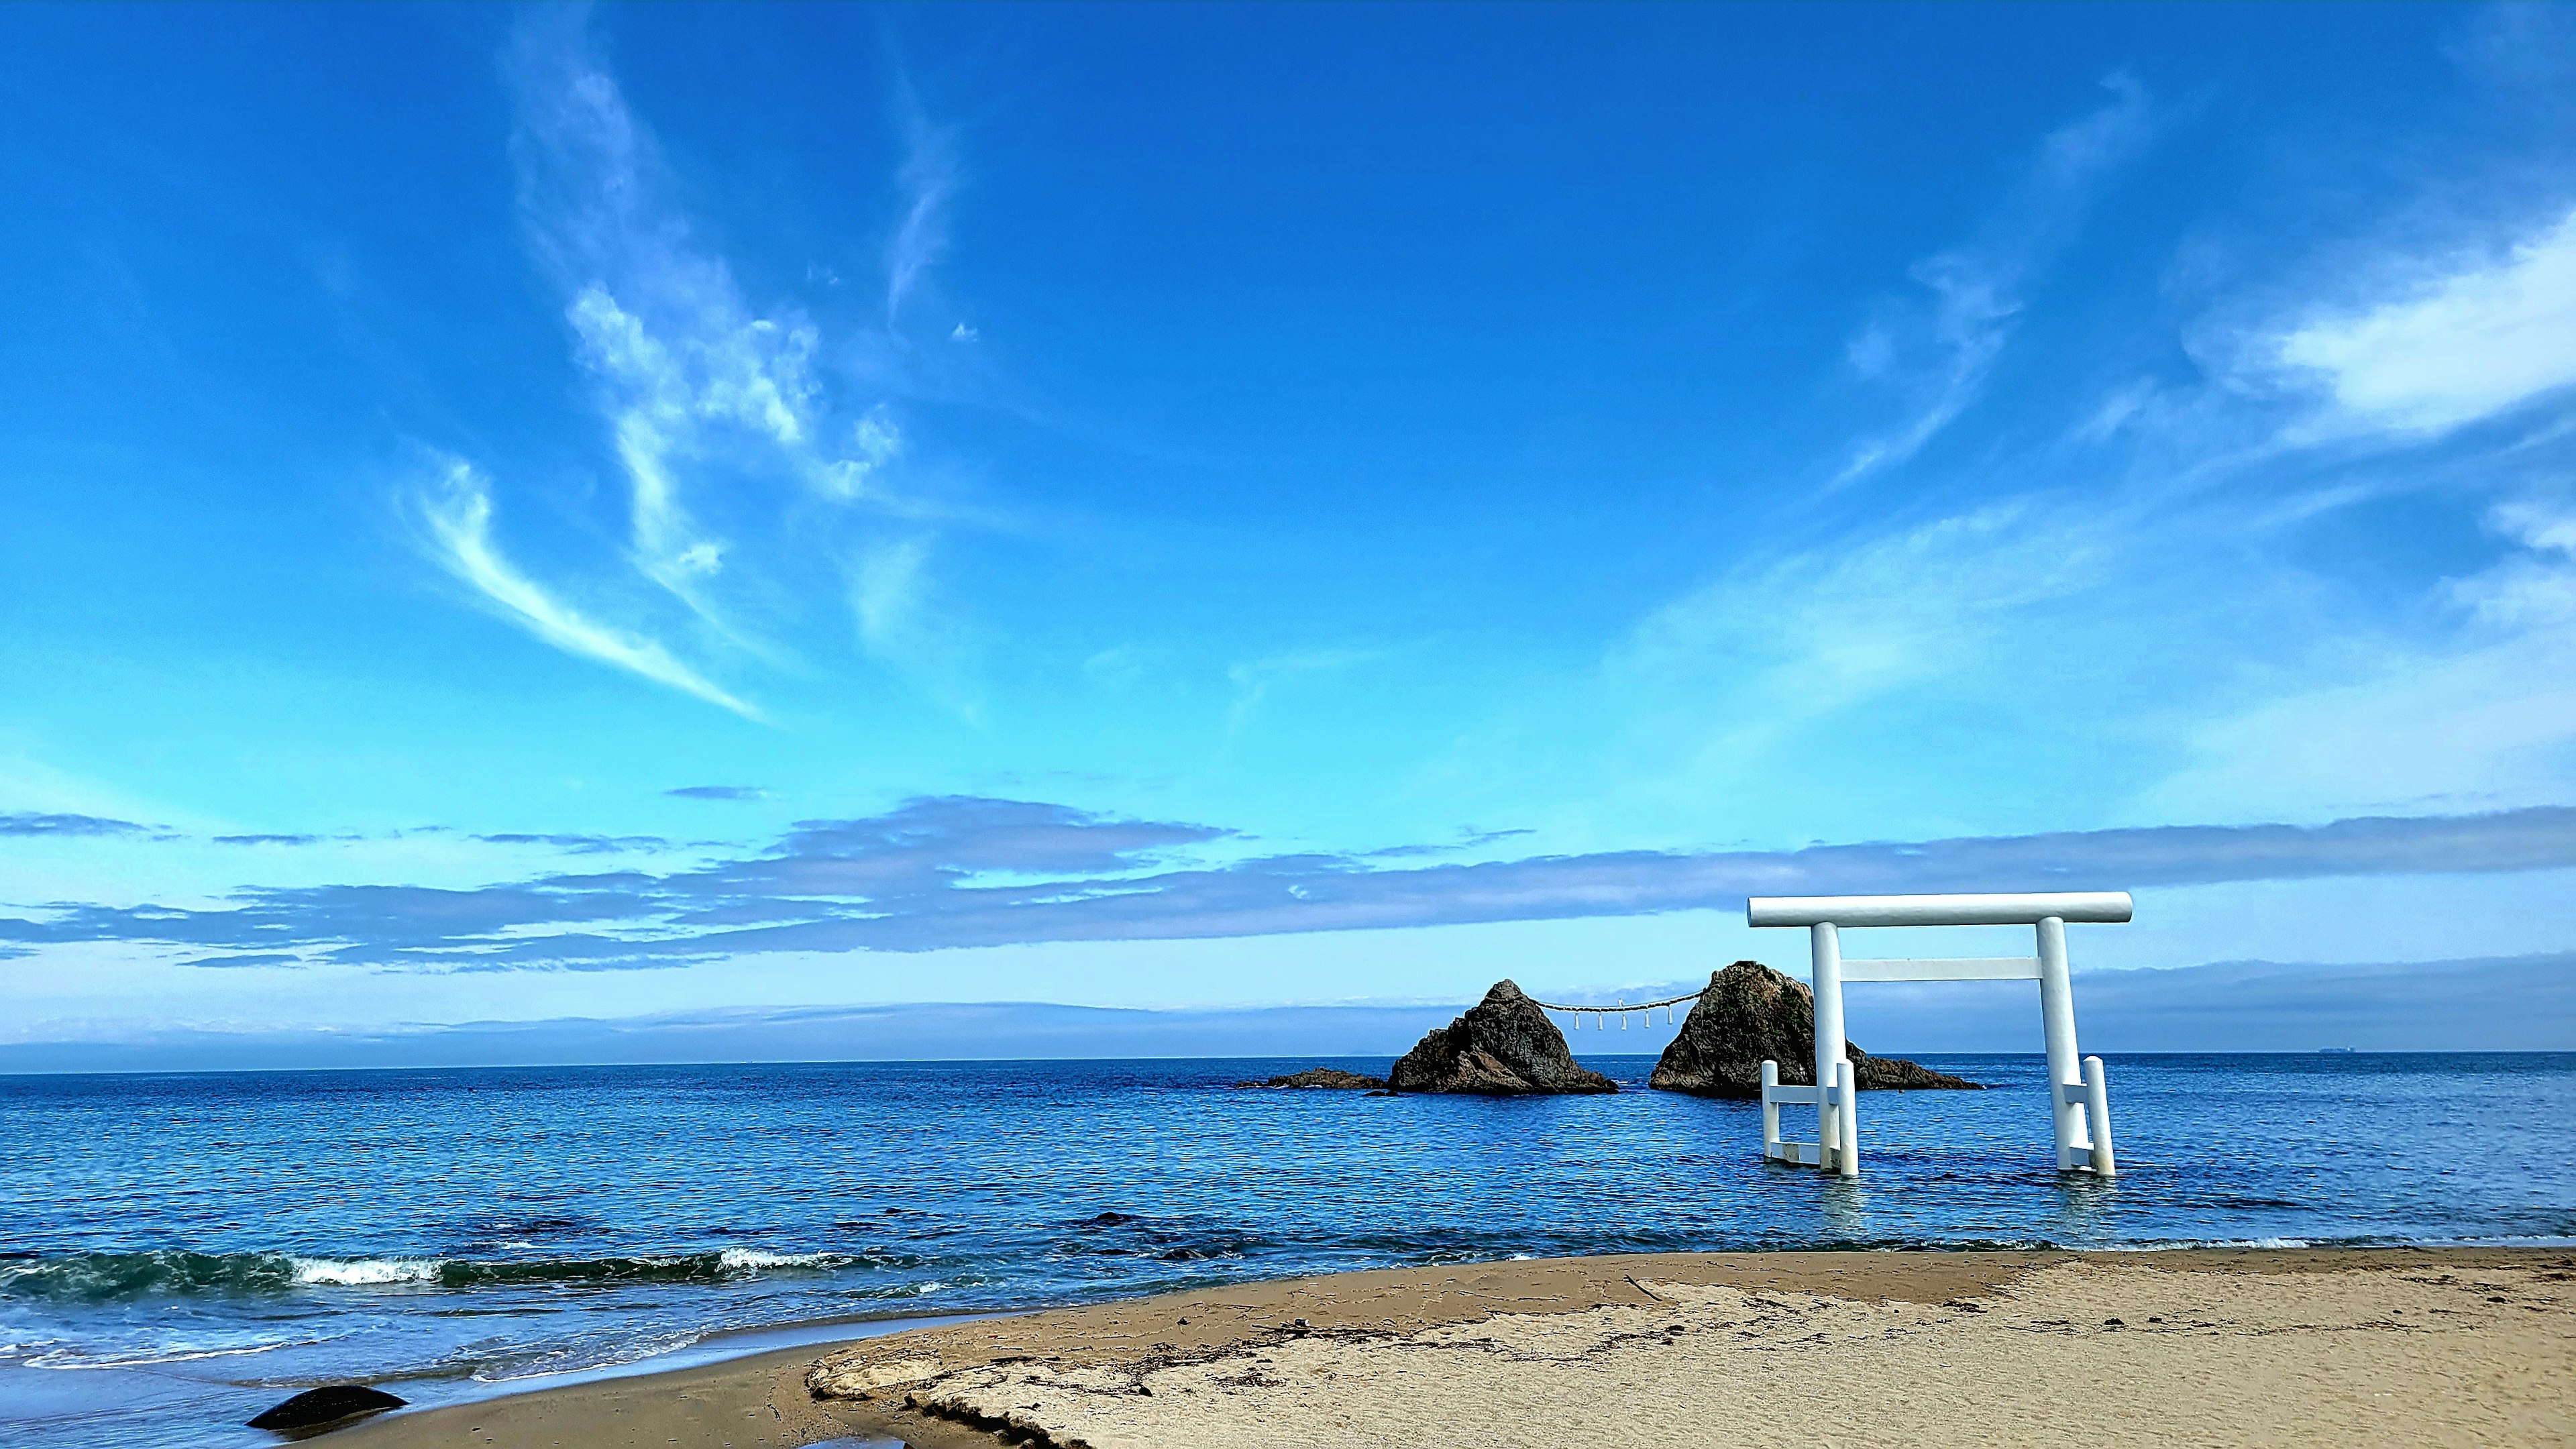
2035, 915, 2080, 1170
1833, 1060, 1858, 1177
1760, 1059, 1780, 1155
1810, 921, 1846, 1172
2083, 1055, 2116, 1176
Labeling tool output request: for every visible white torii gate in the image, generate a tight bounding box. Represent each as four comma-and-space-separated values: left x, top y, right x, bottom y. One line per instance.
1746, 890, 2131, 1179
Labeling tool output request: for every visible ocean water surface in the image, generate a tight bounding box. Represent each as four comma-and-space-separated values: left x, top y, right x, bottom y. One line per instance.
6, 1052, 2574, 1447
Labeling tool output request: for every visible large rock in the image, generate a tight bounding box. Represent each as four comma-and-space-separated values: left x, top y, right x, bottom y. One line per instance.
1648, 960, 1981, 1097
1389, 980, 1617, 1095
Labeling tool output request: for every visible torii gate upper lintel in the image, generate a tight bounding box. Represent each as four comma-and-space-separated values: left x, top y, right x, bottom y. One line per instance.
1746, 890, 2132, 1179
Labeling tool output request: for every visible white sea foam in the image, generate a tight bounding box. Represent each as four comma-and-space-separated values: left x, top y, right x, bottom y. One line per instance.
290, 1256, 445, 1286
28, 1338, 310, 1370
470, 1330, 700, 1383
715, 1248, 834, 1271
2097, 1236, 2317, 1252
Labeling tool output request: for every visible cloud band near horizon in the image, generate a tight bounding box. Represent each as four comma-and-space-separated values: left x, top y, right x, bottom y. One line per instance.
4, 798, 2574, 972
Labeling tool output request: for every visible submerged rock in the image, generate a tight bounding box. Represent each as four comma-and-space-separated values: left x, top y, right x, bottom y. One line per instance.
1388, 980, 1617, 1095
1648, 960, 1981, 1098
247, 1384, 407, 1433
1857, 1053, 1986, 1091
1232, 1067, 1388, 1089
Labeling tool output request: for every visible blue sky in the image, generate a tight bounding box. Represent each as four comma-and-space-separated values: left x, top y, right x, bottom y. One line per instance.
5, 4, 2576, 1058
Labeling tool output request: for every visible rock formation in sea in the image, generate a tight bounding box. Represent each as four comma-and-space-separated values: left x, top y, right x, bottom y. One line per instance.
1233, 1067, 1388, 1089
1648, 960, 1982, 1097
1388, 980, 1618, 1095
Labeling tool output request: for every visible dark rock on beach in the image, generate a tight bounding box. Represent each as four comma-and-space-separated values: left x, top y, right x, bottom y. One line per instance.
1233, 1067, 1389, 1089
247, 1384, 407, 1434
1389, 980, 1617, 1095
1648, 960, 1981, 1097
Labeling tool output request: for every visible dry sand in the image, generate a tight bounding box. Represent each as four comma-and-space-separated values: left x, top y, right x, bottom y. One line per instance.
339, 1246, 2575, 1448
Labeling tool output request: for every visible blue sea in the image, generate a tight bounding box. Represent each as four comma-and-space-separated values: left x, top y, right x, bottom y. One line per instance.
6, 1052, 2574, 1447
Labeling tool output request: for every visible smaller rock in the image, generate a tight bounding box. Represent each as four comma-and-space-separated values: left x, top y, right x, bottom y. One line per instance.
247, 1385, 406, 1433
1232, 1067, 1388, 1090
1389, 981, 1617, 1095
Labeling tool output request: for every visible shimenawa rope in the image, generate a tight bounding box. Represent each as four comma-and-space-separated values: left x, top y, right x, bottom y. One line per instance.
1527, 988, 1705, 1028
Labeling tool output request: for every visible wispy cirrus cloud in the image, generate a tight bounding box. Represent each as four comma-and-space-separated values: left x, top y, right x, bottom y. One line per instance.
665, 785, 769, 802
1597, 61, 2576, 837
1614, 494, 2122, 769
2146, 488, 2576, 820
3, 797, 2571, 971
850, 534, 985, 718
510, 11, 911, 598
826, 84, 986, 709
407, 12, 975, 716
883, 78, 959, 328
1830, 74, 2156, 488
417, 459, 763, 719
2121, 193, 2576, 820
2268, 205, 2576, 436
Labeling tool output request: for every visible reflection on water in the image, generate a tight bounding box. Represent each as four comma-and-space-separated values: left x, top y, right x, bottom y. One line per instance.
3, 1052, 2572, 1447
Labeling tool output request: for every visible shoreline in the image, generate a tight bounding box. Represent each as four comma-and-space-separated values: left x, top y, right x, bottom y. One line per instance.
373, 1307, 1000, 1401
335, 1243, 2576, 1448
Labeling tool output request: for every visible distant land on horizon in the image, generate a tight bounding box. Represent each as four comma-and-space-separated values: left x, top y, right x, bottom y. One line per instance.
9, 951, 2569, 1075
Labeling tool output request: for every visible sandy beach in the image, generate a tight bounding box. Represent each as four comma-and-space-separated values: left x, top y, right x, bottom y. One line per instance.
332, 1245, 2575, 1448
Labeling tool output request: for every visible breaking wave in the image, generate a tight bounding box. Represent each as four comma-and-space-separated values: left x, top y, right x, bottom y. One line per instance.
292, 1256, 444, 1286
0, 1247, 876, 1303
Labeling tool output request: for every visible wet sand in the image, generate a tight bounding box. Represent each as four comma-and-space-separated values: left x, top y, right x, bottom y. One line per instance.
338, 1246, 2575, 1448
